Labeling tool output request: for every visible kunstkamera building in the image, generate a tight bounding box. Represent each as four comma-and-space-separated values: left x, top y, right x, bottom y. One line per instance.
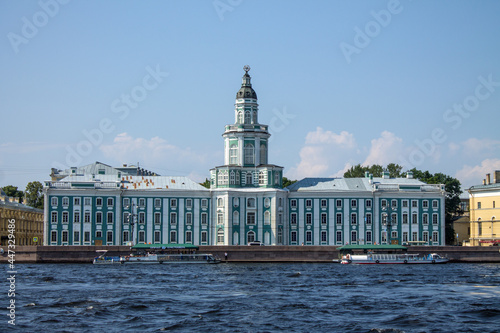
44, 67, 446, 246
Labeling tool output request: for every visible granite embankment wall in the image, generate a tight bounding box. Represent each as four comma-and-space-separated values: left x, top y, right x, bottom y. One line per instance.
1, 245, 499, 263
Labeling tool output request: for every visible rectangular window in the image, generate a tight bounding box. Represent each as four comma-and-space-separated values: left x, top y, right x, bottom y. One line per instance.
139, 198, 145, 207
423, 214, 428, 225
321, 199, 327, 208
138, 231, 145, 243
403, 213, 408, 224
477, 202, 481, 209
74, 197, 80, 206
62, 197, 69, 206
201, 199, 208, 208
432, 214, 438, 225
61, 212, 68, 223
217, 213, 224, 225
412, 232, 418, 242
412, 213, 418, 224
432, 231, 438, 242
74, 211, 80, 223
96, 212, 102, 224
201, 231, 208, 243
170, 231, 177, 243
123, 231, 129, 243
96, 198, 103, 207
74, 231, 80, 243
336, 213, 342, 225
107, 198, 114, 207
84, 231, 90, 242
351, 213, 357, 225
381, 199, 387, 208
62, 230, 68, 243
423, 200, 429, 208
96, 231, 102, 238
336, 199, 342, 208
305, 199, 312, 208
423, 231, 429, 242
391, 231, 398, 239
366, 213, 372, 225
154, 231, 161, 243
321, 213, 327, 225
107, 231, 113, 243
366, 199, 372, 208
185, 231, 192, 243
366, 231, 372, 242
402, 200, 408, 208
412, 200, 418, 208
51, 211, 58, 223
247, 212, 255, 225
107, 212, 114, 224
306, 213, 312, 225
351, 231, 357, 242
201, 213, 208, 225
306, 231, 312, 242
432, 200, 438, 208
51, 231, 57, 243
392, 200, 397, 208
170, 212, 177, 225
123, 198, 130, 207
186, 199, 192, 209
154, 212, 161, 225
336, 231, 342, 243
381, 231, 387, 243
291, 231, 297, 243
186, 213, 192, 225
291, 199, 297, 208
170, 199, 177, 208
321, 231, 327, 242
139, 212, 145, 224
291, 213, 297, 225
403, 232, 408, 242
391, 213, 397, 225
351, 199, 357, 208
155, 198, 161, 208
51, 197, 58, 206
123, 212, 130, 224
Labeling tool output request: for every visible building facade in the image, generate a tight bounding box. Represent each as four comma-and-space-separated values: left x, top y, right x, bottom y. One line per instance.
468, 171, 500, 246
44, 67, 446, 246
1, 192, 44, 246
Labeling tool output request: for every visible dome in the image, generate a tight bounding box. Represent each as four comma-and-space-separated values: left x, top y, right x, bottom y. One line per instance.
236, 67, 257, 99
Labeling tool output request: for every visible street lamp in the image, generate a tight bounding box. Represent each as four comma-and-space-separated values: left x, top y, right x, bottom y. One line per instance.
125, 203, 137, 246
382, 213, 394, 244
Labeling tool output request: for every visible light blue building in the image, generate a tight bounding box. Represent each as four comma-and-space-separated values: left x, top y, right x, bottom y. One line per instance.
44, 67, 446, 246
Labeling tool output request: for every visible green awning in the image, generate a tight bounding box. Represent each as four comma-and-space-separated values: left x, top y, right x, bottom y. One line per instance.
131, 243, 199, 250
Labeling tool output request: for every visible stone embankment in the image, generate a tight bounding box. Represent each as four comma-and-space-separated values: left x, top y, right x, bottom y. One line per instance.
1, 245, 499, 263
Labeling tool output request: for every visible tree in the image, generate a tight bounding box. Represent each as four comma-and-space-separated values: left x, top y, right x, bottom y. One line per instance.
343, 164, 399, 178
25, 181, 44, 209
199, 178, 211, 189
1, 185, 24, 203
282, 177, 297, 188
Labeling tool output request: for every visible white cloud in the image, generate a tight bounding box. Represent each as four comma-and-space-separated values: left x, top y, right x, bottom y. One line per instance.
305, 127, 356, 147
455, 158, 500, 188
100, 133, 214, 177
363, 131, 406, 166
462, 138, 500, 157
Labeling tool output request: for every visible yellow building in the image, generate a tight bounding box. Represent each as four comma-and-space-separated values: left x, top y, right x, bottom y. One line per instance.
468, 171, 500, 246
0, 193, 44, 246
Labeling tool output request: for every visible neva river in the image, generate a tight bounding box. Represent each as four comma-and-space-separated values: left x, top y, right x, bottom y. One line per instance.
5, 263, 500, 332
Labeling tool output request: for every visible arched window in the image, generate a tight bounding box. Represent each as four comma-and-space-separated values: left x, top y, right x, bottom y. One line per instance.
233, 211, 239, 224
230, 171, 235, 185
230, 144, 238, 164
264, 211, 270, 224
246, 172, 253, 185
244, 144, 254, 165
238, 111, 243, 124
245, 111, 251, 124
217, 229, 224, 244
259, 171, 266, 185
247, 231, 256, 243
260, 144, 267, 164
252, 111, 257, 123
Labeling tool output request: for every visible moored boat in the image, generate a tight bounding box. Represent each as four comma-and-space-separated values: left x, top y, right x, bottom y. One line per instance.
336, 244, 449, 264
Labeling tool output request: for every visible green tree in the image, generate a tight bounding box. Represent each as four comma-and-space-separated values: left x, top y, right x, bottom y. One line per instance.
199, 178, 211, 189
282, 177, 297, 188
386, 163, 404, 178
1, 185, 24, 203
25, 181, 44, 209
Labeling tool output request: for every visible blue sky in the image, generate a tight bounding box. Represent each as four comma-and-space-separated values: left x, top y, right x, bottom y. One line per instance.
1, 0, 500, 192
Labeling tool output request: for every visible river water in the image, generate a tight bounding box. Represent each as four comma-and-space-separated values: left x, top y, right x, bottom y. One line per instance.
4, 263, 500, 332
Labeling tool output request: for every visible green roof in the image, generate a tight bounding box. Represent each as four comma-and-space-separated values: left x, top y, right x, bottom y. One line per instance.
132, 243, 199, 250
337, 244, 407, 251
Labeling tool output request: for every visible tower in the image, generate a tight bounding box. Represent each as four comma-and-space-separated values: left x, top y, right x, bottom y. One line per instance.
210, 66, 283, 189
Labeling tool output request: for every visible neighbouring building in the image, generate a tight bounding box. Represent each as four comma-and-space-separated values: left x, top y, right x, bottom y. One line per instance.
468, 171, 500, 246
44, 67, 446, 246
1, 190, 44, 246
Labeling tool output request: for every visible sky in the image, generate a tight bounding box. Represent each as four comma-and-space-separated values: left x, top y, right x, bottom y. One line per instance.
1, 0, 500, 194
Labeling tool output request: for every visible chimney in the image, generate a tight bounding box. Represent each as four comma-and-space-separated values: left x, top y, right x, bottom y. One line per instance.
406, 171, 413, 179
369, 174, 373, 184
486, 173, 491, 185
494, 170, 500, 184
483, 179, 486, 185
383, 171, 390, 179
365, 171, 370, 178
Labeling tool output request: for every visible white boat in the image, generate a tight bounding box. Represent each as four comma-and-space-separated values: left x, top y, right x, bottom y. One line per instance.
93, 244, 221, 264
340, 252, 449, 264
336, 244, 449, 265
